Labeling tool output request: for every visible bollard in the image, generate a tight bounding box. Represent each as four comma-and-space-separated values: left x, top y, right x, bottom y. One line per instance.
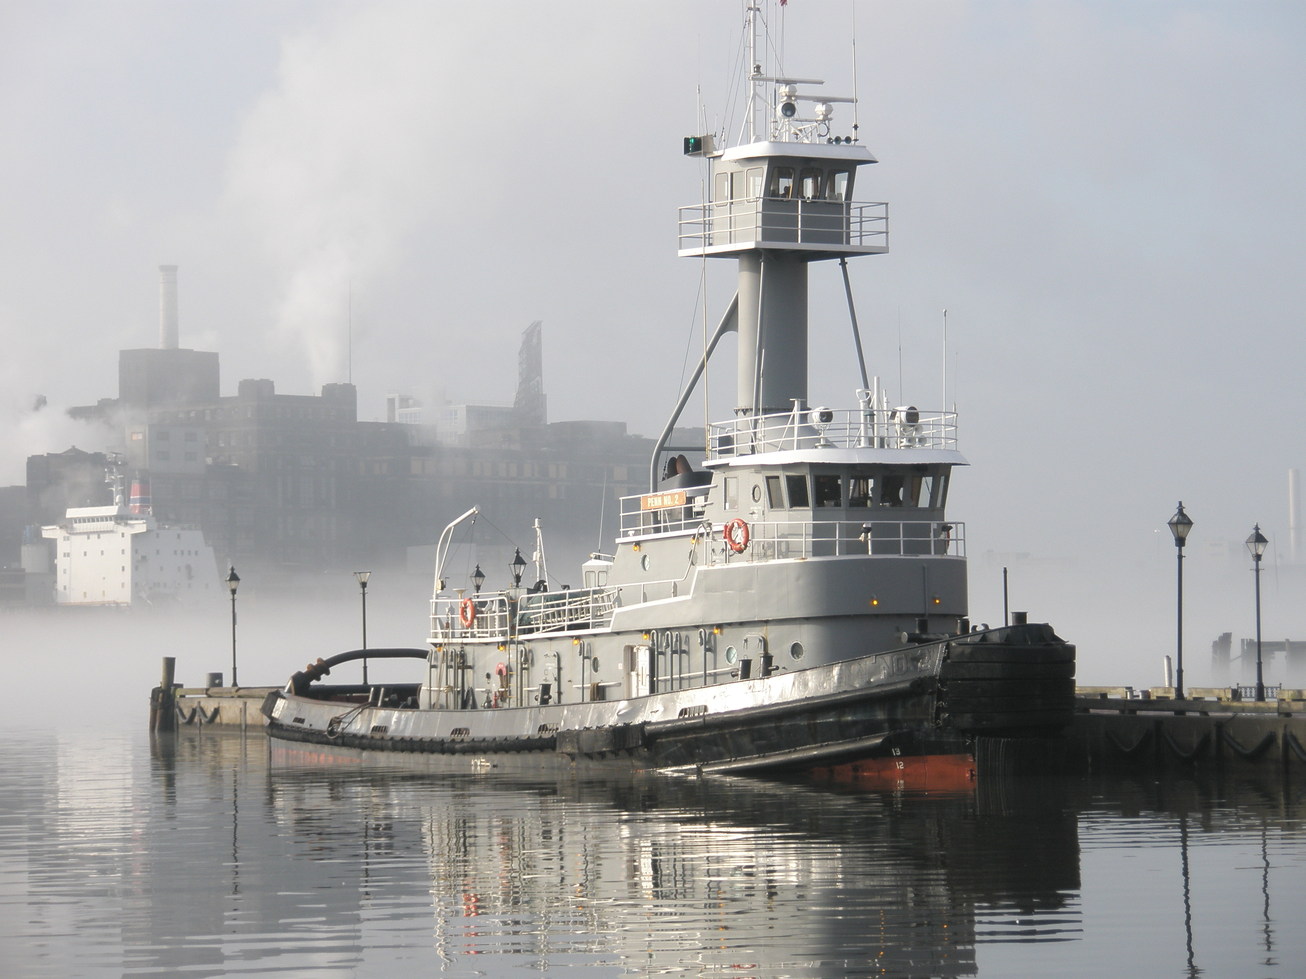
150, 657, 177, 733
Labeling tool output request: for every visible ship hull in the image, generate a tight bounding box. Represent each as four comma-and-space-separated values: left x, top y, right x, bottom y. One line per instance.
262, 624, 1073, 786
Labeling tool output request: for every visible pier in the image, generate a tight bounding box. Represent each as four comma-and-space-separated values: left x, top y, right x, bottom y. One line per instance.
1069, 687, 1306, 776
149, 657, 275, 734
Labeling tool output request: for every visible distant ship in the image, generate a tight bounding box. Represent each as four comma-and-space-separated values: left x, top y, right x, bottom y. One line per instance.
41, 468, 217, 606
262, 3, 1075, 787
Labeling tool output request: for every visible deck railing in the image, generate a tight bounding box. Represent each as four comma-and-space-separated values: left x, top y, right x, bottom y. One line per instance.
677, 198, 888, 254
697, 518, 966, 563
430, 586, 620, 644
708, 406, 957, 460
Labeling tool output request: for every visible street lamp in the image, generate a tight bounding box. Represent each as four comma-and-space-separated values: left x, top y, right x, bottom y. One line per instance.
1167, 502, 1193, 700
510, 548, 528, 588
1245, 525, 1268, 701
225, 565, 240, 688
354, 570, 371, 684
471, 564, 486, 594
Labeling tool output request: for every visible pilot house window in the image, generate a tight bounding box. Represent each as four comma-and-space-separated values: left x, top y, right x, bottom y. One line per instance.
769, 168, 795, 199
813, 473, 841, 507
785, 474, 810, 508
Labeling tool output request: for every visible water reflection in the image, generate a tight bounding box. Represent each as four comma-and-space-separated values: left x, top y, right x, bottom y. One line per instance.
2, 730, 1304, 977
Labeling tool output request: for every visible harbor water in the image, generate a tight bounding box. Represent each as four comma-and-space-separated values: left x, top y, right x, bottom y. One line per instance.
4, 607, 1306, 977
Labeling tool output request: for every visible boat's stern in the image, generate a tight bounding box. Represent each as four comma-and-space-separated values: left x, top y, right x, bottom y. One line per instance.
937, 622, 1076, 735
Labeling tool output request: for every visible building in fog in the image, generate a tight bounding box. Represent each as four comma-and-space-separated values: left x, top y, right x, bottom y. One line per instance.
13, 269, 674, 587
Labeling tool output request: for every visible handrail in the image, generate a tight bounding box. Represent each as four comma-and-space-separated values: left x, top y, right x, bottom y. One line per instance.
708, 404, 957, 458
693, 518, 965, 562
678, 197, 888, 253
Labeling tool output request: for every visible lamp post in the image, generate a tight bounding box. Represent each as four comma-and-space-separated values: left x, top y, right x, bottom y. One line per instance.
354, 570, 371, 684
1167, 502, 1192, 700
510, 548, 527, 589
471, 564, 486, 594
1245, 525, 1268, 701
225, 566, 240, 688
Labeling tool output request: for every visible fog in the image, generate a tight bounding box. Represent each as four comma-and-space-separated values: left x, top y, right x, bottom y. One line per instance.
2, 1, 1304, 692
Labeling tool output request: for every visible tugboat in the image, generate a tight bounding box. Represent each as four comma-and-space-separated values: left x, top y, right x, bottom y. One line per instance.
263, 4, 1075, 786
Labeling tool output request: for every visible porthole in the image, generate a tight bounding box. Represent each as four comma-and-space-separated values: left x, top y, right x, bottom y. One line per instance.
790, 641, 805, 661
641, 553, 651, 571
751, 484, 762, 502
725, 645, 739, 664
590, 656, 600, 672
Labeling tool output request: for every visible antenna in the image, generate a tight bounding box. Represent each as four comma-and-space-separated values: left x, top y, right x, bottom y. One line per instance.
347, 280, 353, 385
850, 0, 860, 140
941, 308, 947, 413
896, 311, 903, 403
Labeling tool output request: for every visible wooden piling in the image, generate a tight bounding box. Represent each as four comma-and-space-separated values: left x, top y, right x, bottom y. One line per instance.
150, 657, 177, 733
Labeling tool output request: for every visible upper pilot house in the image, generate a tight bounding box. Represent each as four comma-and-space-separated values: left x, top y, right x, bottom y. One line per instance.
677, 91, 888, 258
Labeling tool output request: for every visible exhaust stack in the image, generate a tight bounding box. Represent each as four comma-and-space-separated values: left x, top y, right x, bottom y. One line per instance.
158, 264, 179, 349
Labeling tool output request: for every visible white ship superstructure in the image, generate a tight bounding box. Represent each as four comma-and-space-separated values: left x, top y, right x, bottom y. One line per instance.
42, 475, 217, 606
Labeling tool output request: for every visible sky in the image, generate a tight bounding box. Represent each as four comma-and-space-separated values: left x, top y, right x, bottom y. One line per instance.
2, 0, 1304, 687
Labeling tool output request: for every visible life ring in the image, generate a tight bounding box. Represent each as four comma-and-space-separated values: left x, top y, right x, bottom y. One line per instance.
724, 517, 750, 553
495, 662, 508, 677
459, 597, 477, 627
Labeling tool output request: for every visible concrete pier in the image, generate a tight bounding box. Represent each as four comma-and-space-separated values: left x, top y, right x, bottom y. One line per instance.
155, 681, 277, 733
1070, 689, 1306, 776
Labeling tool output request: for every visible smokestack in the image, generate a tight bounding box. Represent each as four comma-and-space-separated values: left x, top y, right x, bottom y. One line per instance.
1290, 468, 1300, 564
158, 264, 179, 349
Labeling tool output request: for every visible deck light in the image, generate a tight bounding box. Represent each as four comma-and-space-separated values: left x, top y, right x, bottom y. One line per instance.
1246, 525, 1269, 701
472, 564, 486, 594
1167, 502, 1192, 700
510, 548, 527, 587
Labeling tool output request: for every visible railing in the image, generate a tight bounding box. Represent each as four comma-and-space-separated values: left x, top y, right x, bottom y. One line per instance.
709, 405, 957, 460
695, 518, 965, 563
429, 586, 620, 644
620, 497, 709, 537
677, 198, 888, 253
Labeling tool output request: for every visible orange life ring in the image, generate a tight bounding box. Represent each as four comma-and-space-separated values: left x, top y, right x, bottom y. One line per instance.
459, 597, 477, 627
724, 517, 750, 553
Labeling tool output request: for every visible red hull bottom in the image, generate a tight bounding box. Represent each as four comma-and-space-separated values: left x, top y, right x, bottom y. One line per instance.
807, 752, 977, 792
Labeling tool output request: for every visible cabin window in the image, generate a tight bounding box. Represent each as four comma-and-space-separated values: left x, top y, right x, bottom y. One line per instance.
935, 474, 950, 508
770, 167, 795, 198
881, 474, 905, 507
766, 475, 785, 508
827, 170, 850, 201
730, 170, 746, 201
813, 473, 841, 507
714, 172, 728, 203
747, 167, 764, 199
785, 474, 810, 508
848, 476, 874, 508
799, 168, 822, 200
723, 476, 739, 511
919, 475, 937, 508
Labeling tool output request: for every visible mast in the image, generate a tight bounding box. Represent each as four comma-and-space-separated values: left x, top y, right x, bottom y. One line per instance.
680, 4, 887, 424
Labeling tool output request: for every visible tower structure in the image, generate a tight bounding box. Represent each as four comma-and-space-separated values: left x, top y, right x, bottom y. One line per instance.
677, 19, 886, 417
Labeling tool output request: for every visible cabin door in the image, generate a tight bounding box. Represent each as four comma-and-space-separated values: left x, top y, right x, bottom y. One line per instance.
625, 644, 653, 698
541, 650, 560, 704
